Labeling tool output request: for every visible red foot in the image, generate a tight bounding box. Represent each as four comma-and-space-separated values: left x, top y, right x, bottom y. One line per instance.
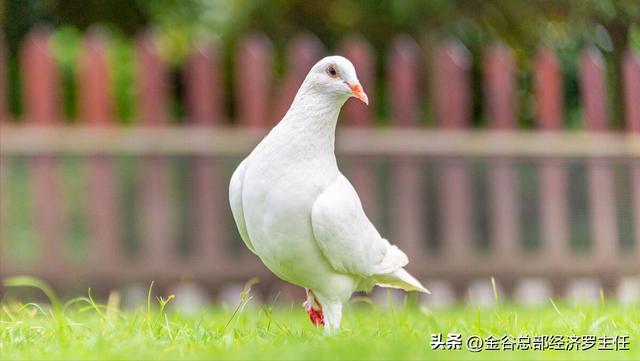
304, 290, 324, 326
308, 306, 324, 326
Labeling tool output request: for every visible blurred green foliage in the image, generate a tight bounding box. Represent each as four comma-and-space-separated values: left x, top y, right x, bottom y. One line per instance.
2, 0, 640, 127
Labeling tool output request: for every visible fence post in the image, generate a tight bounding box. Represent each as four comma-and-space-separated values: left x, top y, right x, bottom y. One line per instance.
236, 34, 273, 128
433, 40, 473, 273
340, 36, 380, 225
184, 43, 228, 270
580, 48, 617, 272
80, 33, 122, 276
623, 49, 640, 256
388, 35, 424, 263
484, 44, 520, 272
21, 29, 65, 278
273, 33, 324, 123
136, 33, 175, 273
535, 47, 570, 273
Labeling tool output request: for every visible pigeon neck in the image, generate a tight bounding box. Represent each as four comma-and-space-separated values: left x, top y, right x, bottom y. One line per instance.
281, 87, 348, 148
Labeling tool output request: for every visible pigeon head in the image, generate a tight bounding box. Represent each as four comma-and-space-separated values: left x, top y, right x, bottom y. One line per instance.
303, 56, 368, 105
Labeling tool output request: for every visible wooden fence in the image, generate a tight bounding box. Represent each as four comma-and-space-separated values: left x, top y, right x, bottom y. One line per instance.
0, 29, 639, 300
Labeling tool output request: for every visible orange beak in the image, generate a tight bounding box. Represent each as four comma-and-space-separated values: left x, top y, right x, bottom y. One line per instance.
346, 82, 369, 105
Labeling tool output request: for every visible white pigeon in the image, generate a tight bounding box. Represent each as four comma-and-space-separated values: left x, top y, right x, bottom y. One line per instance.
229, 55, 428, 332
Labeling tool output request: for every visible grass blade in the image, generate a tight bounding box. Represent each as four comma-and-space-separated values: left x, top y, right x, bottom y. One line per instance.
3, 276, 60, 310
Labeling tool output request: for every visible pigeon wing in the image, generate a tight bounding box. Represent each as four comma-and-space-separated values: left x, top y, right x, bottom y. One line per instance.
311, 173, 408, 277
229, 159, 256, 254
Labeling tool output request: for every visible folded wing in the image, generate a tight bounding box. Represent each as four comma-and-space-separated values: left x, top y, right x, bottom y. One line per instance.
311, 174, 408, 277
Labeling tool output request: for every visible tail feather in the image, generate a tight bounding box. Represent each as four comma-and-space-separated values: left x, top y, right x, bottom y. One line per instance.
375, 243, 408, 275
375, 268, 430, 294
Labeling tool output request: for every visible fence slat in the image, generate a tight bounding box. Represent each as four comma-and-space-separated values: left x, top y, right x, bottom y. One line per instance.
624, 50, 640, 133
535, 47, 569, 270
23, 31, 58, 125
0, 157, 6, 271
21, 29, 65, 276
136, 33, 174, 270
81, 35, 112, 126
485, 44, 519, 267
339, 36, 380, 225
185, 44, 223, 125
624, 50, 640, 253
341, 36, 374, 127
0, 33, 5, 266
273, 33, 324, 123
388, 35, 424, 261
137, 34, 169, 126
0, 33, 6, 123
191, 155, 227, 269
488, 161, 519, 259
585, 162, 618, 265
535, 47, 564, 130
389, 36, 420, 127
433, 41, 473, 270
0, 32, 7, 269
580, 49, 608, 132
80, 34, 121, 273
485, 44, 516, 130
633, 160, 640, 256
184, 44, 227, 268
434, 41, 471, 129
580, 48, 617, 271
236, 34, 273, 127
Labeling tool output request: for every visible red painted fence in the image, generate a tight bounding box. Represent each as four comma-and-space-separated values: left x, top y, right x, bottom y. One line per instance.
0, 29, 639, 300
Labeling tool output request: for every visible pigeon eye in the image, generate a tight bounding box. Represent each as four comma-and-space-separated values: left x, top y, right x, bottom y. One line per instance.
326, 65, 338, 78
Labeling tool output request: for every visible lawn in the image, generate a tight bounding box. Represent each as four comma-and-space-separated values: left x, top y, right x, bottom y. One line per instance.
1, 281, 638, 360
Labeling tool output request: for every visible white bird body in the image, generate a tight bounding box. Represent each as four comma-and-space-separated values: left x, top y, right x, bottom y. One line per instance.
229, 56, 428, 331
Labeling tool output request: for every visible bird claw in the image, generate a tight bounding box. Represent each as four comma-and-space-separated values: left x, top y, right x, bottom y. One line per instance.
304, 289, 324, 326
308, 307, 324, 326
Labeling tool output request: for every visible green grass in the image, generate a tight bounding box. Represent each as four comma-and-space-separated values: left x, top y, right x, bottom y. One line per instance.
1, 283, 638, 361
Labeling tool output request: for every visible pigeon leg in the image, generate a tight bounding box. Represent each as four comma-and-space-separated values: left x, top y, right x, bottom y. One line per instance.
303, 289, 324, 326
316, 297, 342, 333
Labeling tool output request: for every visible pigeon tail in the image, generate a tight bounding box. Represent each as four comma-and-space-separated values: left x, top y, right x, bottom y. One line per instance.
374, 243, 409, 275
375, 268, 430, 294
